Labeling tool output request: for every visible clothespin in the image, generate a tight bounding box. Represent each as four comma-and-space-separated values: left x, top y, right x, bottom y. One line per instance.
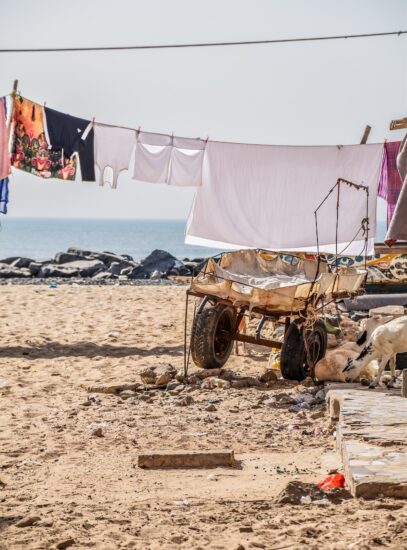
92, 116, 95, 125
171, 132, 174, 145
390, 117, 407, 131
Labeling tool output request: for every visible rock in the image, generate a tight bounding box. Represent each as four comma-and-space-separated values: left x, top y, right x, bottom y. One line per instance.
150, 269, 163, 280
274, 480, 351, 505
302, 376, 315, 387
166, 381, 181, 391
89, 251, 131, 266
120, 266, 135, 276
39, 264, 77, 278
39, 259, 104, 278
311, 410, 326, 420
138, 393, 152, 402
108, 260, 135, 275
175, 395, 194, 406
205, 404, 217, 412
259, 369, 278, 383
193, 368, 223, 379
16, 516, 41, 527
28, 261, 43, 275
54, 251, 89, 264
92, 271, 113, 280
230, 377, 262, 389
293, 393, 315, 405
64, 260, 105, 277
140, 364, 177, 386
86, 383, 140, 394
273, 393, 297, 405
218, 369, 235, 381
186, 375, 200, 385
129, 249, 190, 279
175, 370, 186, 382
56, 538, 75, 549
0, 256, 20, 265
315, 389, 326, 402
120, 390, 137, 399
168, 384, 184, 395
11, 257, 35, 268
201, 377, 231, 390
92, 427, 104, 437
0, 264, 31, 278
67, 247, 95, 257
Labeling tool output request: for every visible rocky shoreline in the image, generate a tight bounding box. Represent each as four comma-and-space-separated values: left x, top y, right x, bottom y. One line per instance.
0, 248, 206, 284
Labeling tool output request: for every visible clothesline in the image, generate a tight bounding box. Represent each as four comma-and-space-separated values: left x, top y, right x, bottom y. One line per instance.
0, 30, 406, 53
4, 90, 387, 149
1, 89, 406, 254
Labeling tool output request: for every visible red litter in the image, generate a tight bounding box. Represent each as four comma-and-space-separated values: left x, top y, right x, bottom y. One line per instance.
317, 473, 345, 490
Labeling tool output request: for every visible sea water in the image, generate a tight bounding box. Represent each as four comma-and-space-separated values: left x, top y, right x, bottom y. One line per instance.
0, 218, 225, 261
0, 217, 388, 261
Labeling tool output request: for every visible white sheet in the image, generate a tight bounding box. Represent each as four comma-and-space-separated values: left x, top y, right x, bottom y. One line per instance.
133, 143, 171, 184
169, 148, 204, 187
185, 141, 383, 255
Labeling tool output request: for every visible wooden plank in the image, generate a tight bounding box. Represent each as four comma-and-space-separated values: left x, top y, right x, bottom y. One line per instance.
138, 449, 235, 469
374, 242, 407, 254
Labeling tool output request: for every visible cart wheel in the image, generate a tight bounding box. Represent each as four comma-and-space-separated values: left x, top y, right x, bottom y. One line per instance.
280, 320, 327, 381
191, 303, 236, 369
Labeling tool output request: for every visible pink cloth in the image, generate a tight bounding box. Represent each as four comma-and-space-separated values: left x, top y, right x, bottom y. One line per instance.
378, 141, 403, 226
0, 97, 10, 180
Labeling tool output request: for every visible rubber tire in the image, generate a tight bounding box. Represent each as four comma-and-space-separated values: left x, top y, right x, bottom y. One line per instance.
280, 320, 327, 381
191, 303, 236, 369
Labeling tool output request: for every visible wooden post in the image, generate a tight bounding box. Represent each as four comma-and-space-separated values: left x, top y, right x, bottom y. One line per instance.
8, 79, 18, 152
360, 125, 371, 144
11, 79, 18, 98
402, 369, 407, 398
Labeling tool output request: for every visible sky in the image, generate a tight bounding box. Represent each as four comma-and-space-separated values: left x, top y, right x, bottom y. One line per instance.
0, 0, 406, 220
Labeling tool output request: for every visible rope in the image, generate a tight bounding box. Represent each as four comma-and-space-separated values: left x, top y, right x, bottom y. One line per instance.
1, 31, 405, 54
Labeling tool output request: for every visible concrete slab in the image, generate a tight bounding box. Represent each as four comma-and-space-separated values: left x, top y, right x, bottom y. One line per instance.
138, 449, 235, 469
326, 386, 407, 498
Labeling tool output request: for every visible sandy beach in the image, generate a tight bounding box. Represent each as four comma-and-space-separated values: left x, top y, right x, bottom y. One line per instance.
1, 284, 406, 550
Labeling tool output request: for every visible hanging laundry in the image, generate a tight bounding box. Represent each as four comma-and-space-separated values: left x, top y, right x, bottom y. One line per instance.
169, 136, 206, 187
94, 124, 135, 188
169, 148, 204, 187
44, 106, 95, 182
133, 132, 172, 184
11, 97, 77, 180
185, 141, 384, 255
378, 141, 402, 226
0, 97, 11, 180
0, 178, 9, 214
385, 135, 407, 245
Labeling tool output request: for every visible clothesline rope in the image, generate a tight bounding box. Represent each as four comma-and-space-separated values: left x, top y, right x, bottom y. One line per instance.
6, 93, 386, 150
0, 30, 406, 53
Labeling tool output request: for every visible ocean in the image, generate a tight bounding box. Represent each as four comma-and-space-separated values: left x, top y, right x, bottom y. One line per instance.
0, 217, 388, 262
0, 218, 225, 261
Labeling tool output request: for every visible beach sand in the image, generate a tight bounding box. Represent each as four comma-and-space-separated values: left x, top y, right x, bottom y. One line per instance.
0, 285, 406, 549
